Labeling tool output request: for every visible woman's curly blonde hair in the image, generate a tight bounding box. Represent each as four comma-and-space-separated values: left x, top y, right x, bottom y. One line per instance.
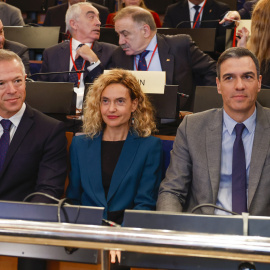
83, 69, 157, 138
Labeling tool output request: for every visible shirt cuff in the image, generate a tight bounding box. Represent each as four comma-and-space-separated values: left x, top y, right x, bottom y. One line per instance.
86, 60, 101, 71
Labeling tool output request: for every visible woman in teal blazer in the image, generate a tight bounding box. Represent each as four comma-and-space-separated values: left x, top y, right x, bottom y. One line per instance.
67, 69, 163, 225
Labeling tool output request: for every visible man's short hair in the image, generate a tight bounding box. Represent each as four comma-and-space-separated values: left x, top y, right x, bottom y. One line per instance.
0, 49, 25, 75
114, 6, 156, 32
217, 47, 260, 79
65, 2, 94, 33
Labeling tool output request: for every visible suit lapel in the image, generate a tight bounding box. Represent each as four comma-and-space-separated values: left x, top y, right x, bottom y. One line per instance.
107, 131, 140, 203
0, 105, 34, 175
206, 109, 223, 205
60, 41, 72, 81
157, 34, 174, 85
248, 104, 270, 208
86, 134, 107, 207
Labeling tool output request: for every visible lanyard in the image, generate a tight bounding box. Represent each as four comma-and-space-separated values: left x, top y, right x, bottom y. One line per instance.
135, 44, 158, 71
69, 38, 94, 88
192, 0, 207, 29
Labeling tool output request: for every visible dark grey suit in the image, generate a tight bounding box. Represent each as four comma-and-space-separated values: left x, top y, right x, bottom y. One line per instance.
39, 40, 117, 83
239, 0, 258, 19
0, 104, 67, 203
4, 39, 30, 76
111, 33, 216, 111
157, 103, 270, 216
0, 2, 24, 26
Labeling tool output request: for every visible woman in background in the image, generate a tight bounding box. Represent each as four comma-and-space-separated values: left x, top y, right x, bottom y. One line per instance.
106, 0, 161, 28
67, 69, 162, 225
237, 0, 270, 87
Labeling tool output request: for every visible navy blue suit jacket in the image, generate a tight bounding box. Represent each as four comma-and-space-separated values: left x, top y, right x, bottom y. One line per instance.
67, 131, 163, 219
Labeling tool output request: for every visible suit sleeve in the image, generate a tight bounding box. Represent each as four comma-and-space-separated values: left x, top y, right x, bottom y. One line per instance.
133, 138, 163, 210
239, 0, 256, 19
31, 121, 67, 203
15, 45, 30, 76
66, 137, 82, 204
157, 117, 192, 212
10, 7, 24, 26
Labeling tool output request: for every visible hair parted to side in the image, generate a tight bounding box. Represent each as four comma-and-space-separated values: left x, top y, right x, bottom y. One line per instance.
114, 6, 156, 31
83, 69, 157, 138
0, 49, 25, 75
217, 47, 260, 80
247, 0, 270, 74
65, 2, 94, 33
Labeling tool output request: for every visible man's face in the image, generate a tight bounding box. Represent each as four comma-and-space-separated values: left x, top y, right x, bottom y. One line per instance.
0, 20, 5, 49
72, 5, 101, 43
115, 16, 149, 55
0, 59, 26, 118
216, 56, 262, 121
69, 0, 86, 5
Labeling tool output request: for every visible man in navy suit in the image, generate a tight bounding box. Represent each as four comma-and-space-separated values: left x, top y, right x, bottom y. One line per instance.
40, 2, 117, 112
43, 0, 109, 32
0, 49, 67, 203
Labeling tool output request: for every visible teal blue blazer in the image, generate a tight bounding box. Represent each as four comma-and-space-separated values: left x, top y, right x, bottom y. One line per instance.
67, 130, 163, 219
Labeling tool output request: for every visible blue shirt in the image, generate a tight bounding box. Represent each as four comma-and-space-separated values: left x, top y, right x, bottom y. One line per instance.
133, 35, 162, 72
215, 108, 256, 215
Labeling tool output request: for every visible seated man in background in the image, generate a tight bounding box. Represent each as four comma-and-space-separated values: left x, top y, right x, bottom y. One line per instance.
157, 47, 270, 217
0, 19, 30, 75
43, 0, 109, 32
111, 6, 216, 112
40, 2, 117, 112
162, 0, 230, 54
0, 0, 24, 26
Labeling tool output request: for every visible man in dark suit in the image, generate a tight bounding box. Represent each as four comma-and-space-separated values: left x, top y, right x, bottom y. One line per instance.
162, 0, 230, 53
112, 6, 216, 112
157, 47, 270, 217
43, 0, 109, 32
0, 49, 67, 203
0, 19, 30, 75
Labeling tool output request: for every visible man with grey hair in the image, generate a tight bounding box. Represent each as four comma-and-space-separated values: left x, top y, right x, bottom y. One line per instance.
43, 0, 109, 32
40, 2, 117, 111
157, 47, 270, 217
112, 6, 216, 112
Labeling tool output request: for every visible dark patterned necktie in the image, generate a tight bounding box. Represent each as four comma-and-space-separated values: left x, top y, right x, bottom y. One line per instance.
193, 5, 201, 28
138, 50, 150, 71
232, 123, 247, 214
0, 119, 12, 171
69, 44, 84, 87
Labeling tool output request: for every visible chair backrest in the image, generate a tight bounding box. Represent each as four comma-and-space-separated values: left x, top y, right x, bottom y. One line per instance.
64, 132, 74, 197
193, 86, 270, 113
154, 135, 175, 178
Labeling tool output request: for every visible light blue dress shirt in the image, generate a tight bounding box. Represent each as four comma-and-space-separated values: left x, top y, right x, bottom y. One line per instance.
215, 108, 256, 215
133, 35, 162, 72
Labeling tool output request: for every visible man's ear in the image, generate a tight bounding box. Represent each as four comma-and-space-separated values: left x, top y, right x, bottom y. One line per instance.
216, 77, 222, 94
69, 19, 77, 31
142, 24, 151, 38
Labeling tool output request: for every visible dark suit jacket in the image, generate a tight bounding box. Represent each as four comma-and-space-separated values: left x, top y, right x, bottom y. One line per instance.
67, 131, 163, 220
4, 39, 30, 76
39, 40, 117, 83
239, 0, 257, 19
162, 0, 230, 53
111, 33, 216, 111
43, 2, 109, 32
0, 104, 67, 203
157, 103, 270, 216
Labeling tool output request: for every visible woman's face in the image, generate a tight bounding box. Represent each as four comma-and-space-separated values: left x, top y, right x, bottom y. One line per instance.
122, 0, 141, 6
100, 83, 138, 131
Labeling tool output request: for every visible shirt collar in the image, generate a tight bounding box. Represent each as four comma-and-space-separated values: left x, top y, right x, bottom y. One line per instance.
71, 37, 92, 51
223, 107, 257, 135
0, 103, 26, 128
188, 0, 205, 10
145, 34, 157, 52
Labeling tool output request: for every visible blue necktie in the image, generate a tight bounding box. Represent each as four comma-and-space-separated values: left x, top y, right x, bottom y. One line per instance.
69, 44, 84, 87
232, 123, 247, 214
0, 119, 12, 171
138, 50, 150, 71
193, 5, 201, 28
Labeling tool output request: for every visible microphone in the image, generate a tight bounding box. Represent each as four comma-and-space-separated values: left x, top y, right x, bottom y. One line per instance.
29, 70, 86, 79
176, 19, 221, 28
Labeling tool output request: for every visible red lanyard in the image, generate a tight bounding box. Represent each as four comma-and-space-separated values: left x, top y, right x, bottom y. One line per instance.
69, 38, 94, 87
193, 0, 207, 29
135, 44, 158, 71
